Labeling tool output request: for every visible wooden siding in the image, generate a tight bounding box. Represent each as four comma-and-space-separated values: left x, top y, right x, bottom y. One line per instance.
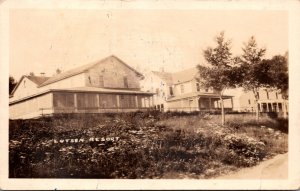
39, 73, 86, 91
9, 93, 53, 119
11, 77, 39, 102
85, 56, 140, 89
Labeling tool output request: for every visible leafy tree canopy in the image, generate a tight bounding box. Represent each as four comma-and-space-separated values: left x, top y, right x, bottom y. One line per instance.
198, 32, 235, 93
266, 54, 288, 98
238, 36, 267, 92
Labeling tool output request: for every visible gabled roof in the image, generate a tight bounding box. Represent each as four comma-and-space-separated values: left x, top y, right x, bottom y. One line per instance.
171, 67, 199, 84
10, 75, 50, 96
151, 71, 173, 85
39, 55, 144, 87
151, 67, 199, 85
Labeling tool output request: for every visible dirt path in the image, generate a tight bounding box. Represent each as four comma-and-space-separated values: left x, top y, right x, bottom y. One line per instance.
216, 153, 288, 179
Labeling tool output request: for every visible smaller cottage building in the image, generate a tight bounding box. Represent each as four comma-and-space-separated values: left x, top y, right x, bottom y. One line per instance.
141, 68, 234, 112
225, 88, 288, 114
9, 55, 153, 119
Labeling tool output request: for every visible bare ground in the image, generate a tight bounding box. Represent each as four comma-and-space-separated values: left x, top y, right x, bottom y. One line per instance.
215, 153, 288, 179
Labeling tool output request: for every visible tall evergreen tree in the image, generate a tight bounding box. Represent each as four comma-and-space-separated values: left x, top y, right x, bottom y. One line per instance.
238, 36, 267, 120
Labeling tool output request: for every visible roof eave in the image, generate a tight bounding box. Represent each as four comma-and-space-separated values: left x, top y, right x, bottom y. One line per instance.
10, 75, 26, 96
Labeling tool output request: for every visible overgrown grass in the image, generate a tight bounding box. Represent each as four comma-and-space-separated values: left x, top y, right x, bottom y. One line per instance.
9, 111, 288, 179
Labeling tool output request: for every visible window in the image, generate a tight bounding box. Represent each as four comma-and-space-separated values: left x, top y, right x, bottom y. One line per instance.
76, 93, 98, 109
86, 94, 98, 108
180, 84, 184, 94
119, 95, 136, 108
88, 76, 91, 84
99, 94, 117, 108
196, 83, 200, 92
257, 92, 260, 99
169, 87, 173, 96
189, 100, 193, 107
156, 88, 160, 97
248, 99, 251, 105
77, 94, 85, 108
205, 88, 208, 92
99, 75, 104, 87
276, 92, 278, 99
123, 77, 128, 88
53, 93, 74, 108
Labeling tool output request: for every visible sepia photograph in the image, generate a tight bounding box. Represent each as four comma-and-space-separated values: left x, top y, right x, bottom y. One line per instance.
1, 0, 300, 190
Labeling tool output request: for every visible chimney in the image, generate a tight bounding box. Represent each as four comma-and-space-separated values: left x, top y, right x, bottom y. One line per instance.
56, 68, 62, 74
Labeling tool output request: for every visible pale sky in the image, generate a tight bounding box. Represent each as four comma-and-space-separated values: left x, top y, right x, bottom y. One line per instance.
9, 9, 288, 80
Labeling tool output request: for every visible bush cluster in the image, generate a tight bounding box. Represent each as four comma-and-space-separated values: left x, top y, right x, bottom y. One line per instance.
9, 112, 287, 178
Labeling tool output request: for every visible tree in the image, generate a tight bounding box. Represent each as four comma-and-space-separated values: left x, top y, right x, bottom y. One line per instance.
197, 32, 235, 125
9, 76, 17, 95
238, 36, 267, 120
267, 54, 289, 118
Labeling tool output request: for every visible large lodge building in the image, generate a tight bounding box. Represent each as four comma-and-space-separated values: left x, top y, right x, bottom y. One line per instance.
9, 55, 153, 119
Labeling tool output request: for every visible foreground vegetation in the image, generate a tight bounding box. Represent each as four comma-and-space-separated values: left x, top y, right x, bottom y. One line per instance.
9, 111, 288, 178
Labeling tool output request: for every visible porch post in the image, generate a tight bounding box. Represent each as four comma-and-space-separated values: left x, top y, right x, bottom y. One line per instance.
116, 95, 120, 112
148, 97, 151, 108
142, 97, 146, 108
144, 97, 148, 108
97, 94, 100, 113
135, 95, 138, 109
74, 93, 78, 113
151, 96, 154, 108
231, 97, 234, 110
266, 102, 269, 112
